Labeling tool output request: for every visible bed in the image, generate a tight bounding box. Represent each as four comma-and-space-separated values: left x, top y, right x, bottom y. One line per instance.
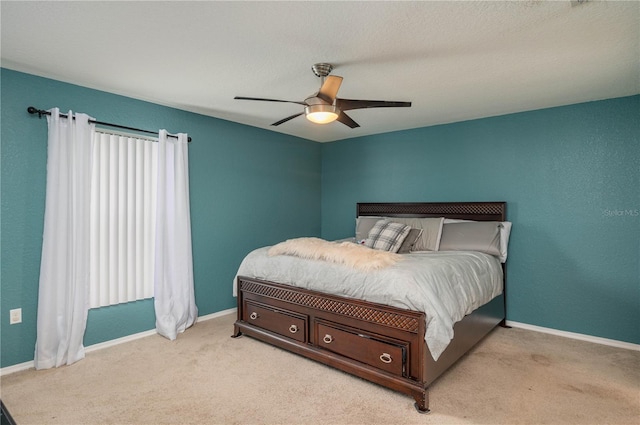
232, 202, 508, 412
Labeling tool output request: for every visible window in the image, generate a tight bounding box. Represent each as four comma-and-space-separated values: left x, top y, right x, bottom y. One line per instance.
88, 130, 157, 308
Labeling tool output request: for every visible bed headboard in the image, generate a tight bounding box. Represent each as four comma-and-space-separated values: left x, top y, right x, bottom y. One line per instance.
357, 202, 506, 222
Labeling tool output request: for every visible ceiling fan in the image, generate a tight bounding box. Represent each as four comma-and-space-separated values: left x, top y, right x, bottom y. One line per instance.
234, 63, 411, 128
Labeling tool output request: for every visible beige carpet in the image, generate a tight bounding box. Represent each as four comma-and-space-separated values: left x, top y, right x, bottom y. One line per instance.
1, 313, 638, 425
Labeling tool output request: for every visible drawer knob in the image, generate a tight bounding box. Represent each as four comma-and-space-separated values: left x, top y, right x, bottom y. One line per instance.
249, 312, 259, 320
323, 334, 333, 344
379, 353, 393, 364
289, 324, 299, 334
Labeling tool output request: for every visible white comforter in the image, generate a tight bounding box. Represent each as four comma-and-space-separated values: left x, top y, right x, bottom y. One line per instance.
234, 247, 503, 360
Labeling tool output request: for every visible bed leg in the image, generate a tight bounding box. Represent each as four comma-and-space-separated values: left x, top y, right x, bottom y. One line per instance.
413, 391, 430, 414
231, 324, 243, 338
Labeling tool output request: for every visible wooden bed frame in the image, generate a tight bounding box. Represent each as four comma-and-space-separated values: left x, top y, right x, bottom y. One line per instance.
232, 202, 507, 413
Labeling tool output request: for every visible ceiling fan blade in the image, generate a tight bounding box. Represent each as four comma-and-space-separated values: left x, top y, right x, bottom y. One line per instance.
271, 112, 304, 126
336, 111, 360, 129
317, 76, 343, 104
234, 96, 307, 106
336, 98, 412, 111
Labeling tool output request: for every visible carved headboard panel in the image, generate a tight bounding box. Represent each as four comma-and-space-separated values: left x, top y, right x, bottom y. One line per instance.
357, 202, 506, 222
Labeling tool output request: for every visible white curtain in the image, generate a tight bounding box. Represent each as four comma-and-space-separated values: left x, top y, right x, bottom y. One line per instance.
89, 132, 157, 308
34, 109, 95, 369
154, 130, 198, 340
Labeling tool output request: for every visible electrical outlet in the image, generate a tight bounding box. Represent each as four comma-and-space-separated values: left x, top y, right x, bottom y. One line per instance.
10, 308, 22, 324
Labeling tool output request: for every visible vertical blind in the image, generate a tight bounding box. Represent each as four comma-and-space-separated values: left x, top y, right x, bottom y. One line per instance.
89, 131, 157, 308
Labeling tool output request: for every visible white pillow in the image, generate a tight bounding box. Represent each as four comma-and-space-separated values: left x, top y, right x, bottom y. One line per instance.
443, 218, 512, 262
355, 216, 384, 242
439, 222, 501, 257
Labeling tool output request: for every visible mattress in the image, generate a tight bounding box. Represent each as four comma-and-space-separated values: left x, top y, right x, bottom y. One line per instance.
234, 245, 503, 360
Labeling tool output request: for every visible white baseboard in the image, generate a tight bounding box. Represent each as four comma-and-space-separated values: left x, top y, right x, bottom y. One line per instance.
3, 312, 635, 376
506, 320, 640, 351
196, 307, 236, 322
0, 308, 238, 377
0, 360, 34, 377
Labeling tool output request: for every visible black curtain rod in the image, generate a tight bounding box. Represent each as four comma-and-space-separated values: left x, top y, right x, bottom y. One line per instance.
27, 107, 192, 143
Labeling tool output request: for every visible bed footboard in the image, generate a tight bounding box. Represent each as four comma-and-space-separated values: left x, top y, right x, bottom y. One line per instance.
233, 276, 504, 412
233, 277, 430, 410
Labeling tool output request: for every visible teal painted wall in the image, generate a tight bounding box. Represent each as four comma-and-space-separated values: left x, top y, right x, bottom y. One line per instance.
321, 96, 639, 345
2, 68, 637, 369
1, 69, 321, 367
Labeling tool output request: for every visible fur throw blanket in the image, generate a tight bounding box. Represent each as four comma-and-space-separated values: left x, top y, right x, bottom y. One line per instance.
267, 237, 401, 271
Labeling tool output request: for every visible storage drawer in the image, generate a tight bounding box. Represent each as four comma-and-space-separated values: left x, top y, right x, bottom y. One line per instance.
316, 321, 407, 376
244, 301, 307, 343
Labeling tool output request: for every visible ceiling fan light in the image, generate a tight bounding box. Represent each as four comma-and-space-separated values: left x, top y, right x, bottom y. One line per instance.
305, 105, 340, 124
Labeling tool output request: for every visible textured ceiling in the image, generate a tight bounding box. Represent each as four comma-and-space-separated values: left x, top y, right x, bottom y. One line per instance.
2, 1, 638, 142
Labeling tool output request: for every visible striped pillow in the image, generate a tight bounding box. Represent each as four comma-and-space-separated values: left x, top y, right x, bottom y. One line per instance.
365, 220, 411, 253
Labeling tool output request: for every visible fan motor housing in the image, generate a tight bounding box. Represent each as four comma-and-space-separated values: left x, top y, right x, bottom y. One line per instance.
312, 63, 333, 78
